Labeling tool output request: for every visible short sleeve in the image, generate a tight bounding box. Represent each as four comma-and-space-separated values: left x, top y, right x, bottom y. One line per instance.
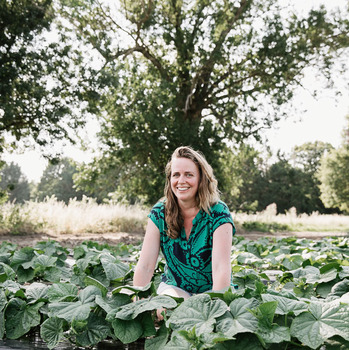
148, 201, 166, 233
211, 201, 236, 235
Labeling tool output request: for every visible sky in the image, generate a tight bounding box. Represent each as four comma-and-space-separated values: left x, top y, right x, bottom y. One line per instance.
2, 0, 349, 183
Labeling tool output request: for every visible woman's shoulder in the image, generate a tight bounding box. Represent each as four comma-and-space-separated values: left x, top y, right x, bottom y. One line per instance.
151, 200, 165, 211
148, 200, 165, 219
210, 200, 231, 213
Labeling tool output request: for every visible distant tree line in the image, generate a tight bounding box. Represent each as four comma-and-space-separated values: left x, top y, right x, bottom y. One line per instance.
1, 135, 348, 214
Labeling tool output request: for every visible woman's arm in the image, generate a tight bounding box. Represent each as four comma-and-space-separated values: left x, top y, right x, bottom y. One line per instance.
133, 218, 161, 287
212, 223, 233, 291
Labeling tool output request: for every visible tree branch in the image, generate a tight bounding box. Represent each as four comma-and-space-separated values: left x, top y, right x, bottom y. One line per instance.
185, 0, 250, 116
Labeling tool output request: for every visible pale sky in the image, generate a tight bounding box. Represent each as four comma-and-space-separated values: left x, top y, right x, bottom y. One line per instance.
2, 0, 349, 183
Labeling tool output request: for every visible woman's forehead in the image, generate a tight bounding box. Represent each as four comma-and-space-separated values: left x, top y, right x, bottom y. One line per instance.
171, 157, 199, 172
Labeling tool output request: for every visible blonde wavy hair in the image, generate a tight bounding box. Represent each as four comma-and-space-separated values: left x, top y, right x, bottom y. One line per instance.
164, 146, 220, 239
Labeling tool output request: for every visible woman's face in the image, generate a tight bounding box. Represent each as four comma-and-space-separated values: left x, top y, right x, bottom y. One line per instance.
170, 157, 200, 206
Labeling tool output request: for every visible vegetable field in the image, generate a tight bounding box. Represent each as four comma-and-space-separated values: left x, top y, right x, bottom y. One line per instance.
0, 236, 348, 349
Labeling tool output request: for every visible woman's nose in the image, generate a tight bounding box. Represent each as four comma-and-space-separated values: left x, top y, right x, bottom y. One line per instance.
178, 174, 186, 183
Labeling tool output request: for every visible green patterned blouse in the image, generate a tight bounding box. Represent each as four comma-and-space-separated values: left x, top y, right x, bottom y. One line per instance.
148, 200, 235, 294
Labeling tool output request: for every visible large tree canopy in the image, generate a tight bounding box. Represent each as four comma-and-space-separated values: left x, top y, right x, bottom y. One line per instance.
0, 0, 86, 153
60, 0, 349, 204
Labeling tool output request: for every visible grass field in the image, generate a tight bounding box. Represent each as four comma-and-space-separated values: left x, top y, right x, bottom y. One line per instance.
0, 197, 348, 236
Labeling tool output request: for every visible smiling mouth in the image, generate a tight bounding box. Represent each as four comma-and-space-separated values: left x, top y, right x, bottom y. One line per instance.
177, 187, 190, 191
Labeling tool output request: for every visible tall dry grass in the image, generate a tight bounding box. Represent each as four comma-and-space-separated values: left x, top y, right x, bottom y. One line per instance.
233, 203, 349, 232
0, 196, 148, 235
0, 199, 348, 236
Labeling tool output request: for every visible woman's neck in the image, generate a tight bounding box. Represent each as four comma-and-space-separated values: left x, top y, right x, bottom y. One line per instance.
179, 202, 199, 219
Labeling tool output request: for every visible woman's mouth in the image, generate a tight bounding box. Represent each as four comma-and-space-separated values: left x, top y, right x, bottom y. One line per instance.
177, 187, 190, 191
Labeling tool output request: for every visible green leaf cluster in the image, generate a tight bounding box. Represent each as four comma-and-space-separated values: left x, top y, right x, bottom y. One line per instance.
0, 237, 348, 349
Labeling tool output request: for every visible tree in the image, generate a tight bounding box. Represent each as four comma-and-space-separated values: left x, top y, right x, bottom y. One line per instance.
289, 141, 336, 213
291, 141, 334, 174
259, 157, 313, 214
219, 145, 265, 212
0, 0, 85, 153
74, 156, 133, 203
36, 158, 86, 203
59, 0, 349, 204
318, 146, 349, 213
0, 162, 31, 203
318, 119, 349, 213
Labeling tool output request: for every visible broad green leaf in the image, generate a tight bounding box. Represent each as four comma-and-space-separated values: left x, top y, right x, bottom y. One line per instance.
291, 301, 349, 349
49, 285, 100, 322
25, 282, 49, 303
167, 294, 228, 334
216, 297, 259, 337
16, 265, 35, 283
34, 255, 58, 268
138, 312, 156, 337
95, 293, 130, 314
0, 290, 7, 311
339, 266, 349, 279
84, 276, 108, 296
75, 313, 110, 347
253, 301, 278, 328
100, 258, 130, 281
281, 254, 303, 270
317, 282, 335, 298
40, 317, 65, 350
114, 295, 177, 320
236, 252, 262, 265
0, 262, 15, 281
78, 285, 102, 303
257, 324, 290, 345
327, 279, 349, 299
261, 294, 308, 316
145, 323, 169, 350
317, 268, 339, 284
5, 298, 44, 339
10, 247, 35, 271
340, 292, 349, 304
178, 327, 231, 348
291, 266, 319, 280
233, 269, 261, 289
47, 283, 78, 302
44, 266, 65, 283
111, 318, 143, 344
1, 280, 22, 295
49, 301, 95, 322
163, 332, 192, 350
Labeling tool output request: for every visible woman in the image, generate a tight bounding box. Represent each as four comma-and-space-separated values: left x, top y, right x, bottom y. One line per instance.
133, 146, 235, 300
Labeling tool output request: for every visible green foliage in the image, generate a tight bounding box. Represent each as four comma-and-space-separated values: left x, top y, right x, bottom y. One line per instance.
219, 145, 265, 212
57, 0, 349, 204
291, 141, 334, 174
318, 145, 349, 213
35, 158, 87, 204
0, 162, 30, 203
242, 221, 291, 233
0, 237, 349, 348
0, 0, 86, 152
